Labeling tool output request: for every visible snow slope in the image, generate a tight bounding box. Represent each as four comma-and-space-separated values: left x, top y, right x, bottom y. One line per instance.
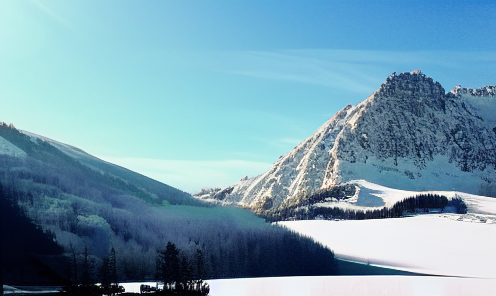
276, 180, 496, 278
317, 179, 496, 214
115, 278, 496, 296
280, 215, 496, 278
207, 276, 496, 296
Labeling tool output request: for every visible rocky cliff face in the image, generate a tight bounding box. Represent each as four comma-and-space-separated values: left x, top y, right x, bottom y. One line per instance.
201, 71, 496, 213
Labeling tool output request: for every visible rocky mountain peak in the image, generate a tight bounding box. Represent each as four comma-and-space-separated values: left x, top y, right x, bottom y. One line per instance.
198, 72, 496, 214
377, 71, 446, 112
451, 85, 496, 97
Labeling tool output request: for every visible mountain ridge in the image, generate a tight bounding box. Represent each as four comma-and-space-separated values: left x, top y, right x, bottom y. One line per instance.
0, 124, 199, 206
199, 71, 496, 213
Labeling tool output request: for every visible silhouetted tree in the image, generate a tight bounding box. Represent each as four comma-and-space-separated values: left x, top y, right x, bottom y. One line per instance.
100, 256, 111, 288
109, 247, 117, 285
82, 246, 90, 285
156, 242, 180, 286
180, 255, 193, 283
70, 243, 79, 284
195, 249, 204, 279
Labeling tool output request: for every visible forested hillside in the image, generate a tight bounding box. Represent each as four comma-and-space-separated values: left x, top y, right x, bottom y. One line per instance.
0, 123, 199, 206
0, 123, 338, 284
0, 184, 67, 285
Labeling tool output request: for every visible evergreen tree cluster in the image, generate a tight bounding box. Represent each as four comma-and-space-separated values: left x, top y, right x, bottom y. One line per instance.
305, 185, 356, 205
0, 183, 66, 285
1, 178, 338, 284
154, 242, 209, 295
265, 193, 467, 222
156, 234, 337, 283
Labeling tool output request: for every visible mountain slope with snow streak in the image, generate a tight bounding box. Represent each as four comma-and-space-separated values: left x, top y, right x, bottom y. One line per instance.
200, 71, 496, 214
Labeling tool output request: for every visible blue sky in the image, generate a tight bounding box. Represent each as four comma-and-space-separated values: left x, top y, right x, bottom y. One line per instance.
1, 0, 495, 193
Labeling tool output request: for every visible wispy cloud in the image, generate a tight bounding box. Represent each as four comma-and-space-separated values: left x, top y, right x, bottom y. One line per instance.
31, 0, 73, 29
220, 50, 380, 94
174, 49, 495, 94
97, 156, 272, 194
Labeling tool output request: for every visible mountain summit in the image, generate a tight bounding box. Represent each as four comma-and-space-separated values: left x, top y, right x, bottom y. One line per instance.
201, 71, 496, 213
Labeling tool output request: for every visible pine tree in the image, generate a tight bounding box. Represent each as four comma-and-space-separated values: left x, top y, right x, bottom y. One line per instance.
180, 255, 192, 283
100, 256, 110, 288
156, 242, 180, 286
70, 243, 78, 284
195, 249, 204, 279
109, 247, 117, 285
82, 246, 90, 285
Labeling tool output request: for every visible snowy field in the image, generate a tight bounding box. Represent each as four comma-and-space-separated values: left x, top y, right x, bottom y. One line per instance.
280, 215, 496, 278
264, 181, 496, 295
111, 277, 496, 296
278, 180, 496, 278
207, 276, 496, 296
318, 179, 496, 214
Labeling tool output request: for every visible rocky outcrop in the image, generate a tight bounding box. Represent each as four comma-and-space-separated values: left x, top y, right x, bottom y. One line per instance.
205, 71, 496, 213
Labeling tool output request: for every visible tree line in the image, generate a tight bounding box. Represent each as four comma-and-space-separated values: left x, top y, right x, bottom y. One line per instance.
1, 175, 338, 286
264, 193, 468, 222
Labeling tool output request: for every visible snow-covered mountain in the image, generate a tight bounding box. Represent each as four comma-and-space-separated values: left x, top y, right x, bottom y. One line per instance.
199, 71, 496, 213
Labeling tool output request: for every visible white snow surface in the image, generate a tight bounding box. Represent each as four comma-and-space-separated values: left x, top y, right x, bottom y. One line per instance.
331, 179, 496, 214
280, 215, 496, 278
113, 278, 496, 296
207, 276, 496, 296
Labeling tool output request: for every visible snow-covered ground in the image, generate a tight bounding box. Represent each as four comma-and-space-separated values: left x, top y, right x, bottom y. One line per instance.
278, 181, 496, 278
318, 179, 496, 215
115, 277, 496, 296
207, 276, 496, 296
280, 215, 496, 278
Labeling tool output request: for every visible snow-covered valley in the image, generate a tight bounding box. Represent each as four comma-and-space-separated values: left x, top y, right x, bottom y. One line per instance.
205, 185, 496, 296
207, 276, 496, 296
279, 180, 496, 278
280, 215, 496, 278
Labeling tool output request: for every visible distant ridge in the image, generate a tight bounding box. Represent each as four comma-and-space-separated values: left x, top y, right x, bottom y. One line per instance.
0, 123, 200, 206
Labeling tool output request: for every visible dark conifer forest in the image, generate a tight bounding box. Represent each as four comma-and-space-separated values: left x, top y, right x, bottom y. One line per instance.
265, 193, 468, 222
0, 124, 338, 286
0, 183, 67, 285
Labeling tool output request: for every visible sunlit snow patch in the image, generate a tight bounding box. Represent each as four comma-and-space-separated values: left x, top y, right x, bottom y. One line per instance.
280, 215, 496, 278
207, 276, 496, 296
